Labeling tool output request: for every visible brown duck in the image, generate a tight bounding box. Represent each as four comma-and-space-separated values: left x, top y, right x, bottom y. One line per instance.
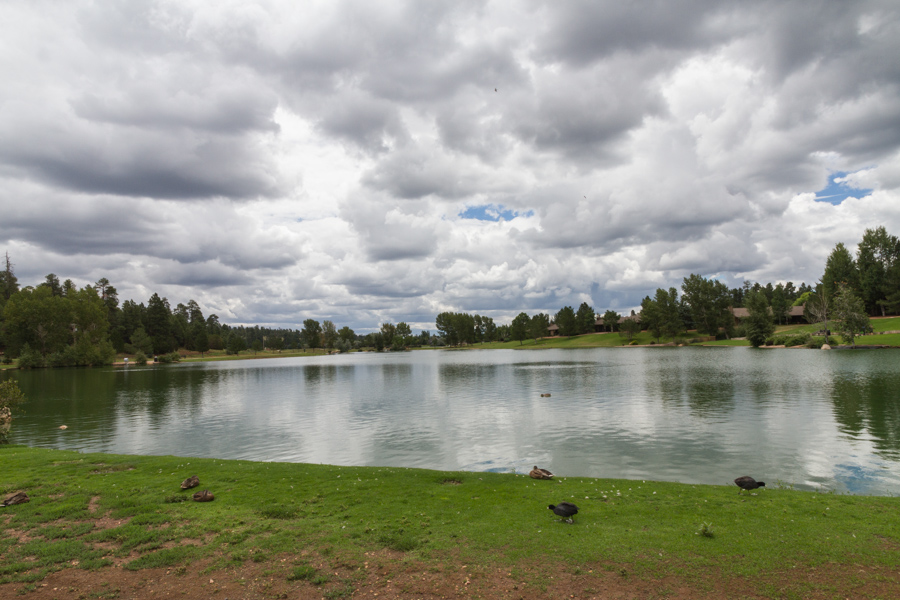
529, 465, 553, 480
181, 475, 200, 490
192, 489, 214, 502
2, 491, 30, 506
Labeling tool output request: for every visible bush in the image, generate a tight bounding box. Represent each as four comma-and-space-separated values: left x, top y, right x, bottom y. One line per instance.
134, 351, 149, 365
16, 344, 45, 369
806, 337, 825, 349
784, 333, 810, 347
157, 352, 181, 364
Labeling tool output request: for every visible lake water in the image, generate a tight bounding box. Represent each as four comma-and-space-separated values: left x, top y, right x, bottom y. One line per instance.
4, 347, 900, 495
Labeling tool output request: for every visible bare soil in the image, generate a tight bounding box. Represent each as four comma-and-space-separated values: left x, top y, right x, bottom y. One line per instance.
2, 549, 899, 599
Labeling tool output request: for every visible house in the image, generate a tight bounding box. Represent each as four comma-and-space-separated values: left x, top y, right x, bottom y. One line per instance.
547, 323, 559, 336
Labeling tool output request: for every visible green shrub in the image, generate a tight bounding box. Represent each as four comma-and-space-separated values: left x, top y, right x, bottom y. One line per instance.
806, 337, 825, 349
785, 333, 810, 347
16, 344, 45, 369
134, 351, 149, 365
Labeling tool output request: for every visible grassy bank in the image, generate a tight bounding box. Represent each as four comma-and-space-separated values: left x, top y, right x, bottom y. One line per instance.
2, 447, 900, 597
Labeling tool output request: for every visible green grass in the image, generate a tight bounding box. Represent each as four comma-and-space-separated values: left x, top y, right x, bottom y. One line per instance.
2, 445, 900, 594
470, 331, 672, 349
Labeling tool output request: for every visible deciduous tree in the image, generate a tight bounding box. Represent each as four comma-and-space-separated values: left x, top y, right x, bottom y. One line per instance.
323, 320, 338, 349
601, 310, 619, 332
832, 284, 870, 347
301, 319, 322, 349
744, 291, 775, 348
681, 274, 731, 336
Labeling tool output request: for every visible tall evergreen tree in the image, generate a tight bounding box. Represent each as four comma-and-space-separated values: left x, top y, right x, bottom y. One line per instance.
510, 312, 530, 345
1, 253, 19, 302
575, 302, 596, 335
555, 306, 577, 336
146, 293, 174, 354
856, 226, 900, 315
822, 242, 858, 301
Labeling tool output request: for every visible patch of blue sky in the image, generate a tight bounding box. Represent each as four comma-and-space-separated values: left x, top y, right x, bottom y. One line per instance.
814, 170, 873, 205
459, 204, 532, 221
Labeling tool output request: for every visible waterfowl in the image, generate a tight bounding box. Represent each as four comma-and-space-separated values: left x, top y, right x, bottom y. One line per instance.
549, 501, 578, 523
192, 489, 214, 502
529, 466, 553, 480
2, 491, 30, 506
734, 476, 765, 495
540, 393, 551, 397
180, 475, 200, 490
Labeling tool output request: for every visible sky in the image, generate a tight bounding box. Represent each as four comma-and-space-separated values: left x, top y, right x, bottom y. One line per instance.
2, 0, 900, 333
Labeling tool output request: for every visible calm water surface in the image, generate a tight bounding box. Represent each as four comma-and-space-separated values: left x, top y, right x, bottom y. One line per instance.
5, 348, 900, 495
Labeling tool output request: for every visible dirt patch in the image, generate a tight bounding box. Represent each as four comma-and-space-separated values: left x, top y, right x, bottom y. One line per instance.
1, 551, 898, 599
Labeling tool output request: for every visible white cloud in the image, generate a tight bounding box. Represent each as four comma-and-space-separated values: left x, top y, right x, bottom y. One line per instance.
2, 0, 900, 331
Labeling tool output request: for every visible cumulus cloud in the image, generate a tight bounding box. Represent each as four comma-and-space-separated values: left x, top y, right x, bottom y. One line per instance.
2, 0, 900, 331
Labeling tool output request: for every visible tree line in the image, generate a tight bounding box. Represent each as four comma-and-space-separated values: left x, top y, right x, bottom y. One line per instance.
0, 257, 438, 367
2, 226, 896, 364
437, 226, 898, 348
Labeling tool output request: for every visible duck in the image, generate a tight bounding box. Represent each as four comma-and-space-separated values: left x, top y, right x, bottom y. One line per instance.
734, 476, 765, 495
192, 489, 214, 502
2, 491, 30, 506
180, 475, 200, 490
549, 501, 578, 523
540, 393, 552, 397
529, 466, 553, 480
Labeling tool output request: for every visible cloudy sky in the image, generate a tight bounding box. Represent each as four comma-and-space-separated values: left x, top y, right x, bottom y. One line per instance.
2, 1, 899, 333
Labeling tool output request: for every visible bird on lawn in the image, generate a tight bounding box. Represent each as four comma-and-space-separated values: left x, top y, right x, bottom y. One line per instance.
2, 491, 30, 506
181, 475, 200, 490
549, 501, 578, 523
734, 476, 765, 495
192, 489, 214, 502
530, 466, 553, 480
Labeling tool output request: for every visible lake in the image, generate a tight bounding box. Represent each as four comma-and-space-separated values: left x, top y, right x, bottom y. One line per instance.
4, 347, 900, 495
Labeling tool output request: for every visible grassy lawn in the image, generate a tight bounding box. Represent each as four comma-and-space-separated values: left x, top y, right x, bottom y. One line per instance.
2, 447, 900, 597
174, 348, 332, 362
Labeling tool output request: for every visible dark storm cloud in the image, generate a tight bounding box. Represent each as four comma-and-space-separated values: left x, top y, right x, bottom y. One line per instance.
315, 93, 408, 154
508, 63, 666, 161
0, 1, 285, 201
1, 187, 299, 271
156, 262, 250, 288
533, 0, 739, 66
